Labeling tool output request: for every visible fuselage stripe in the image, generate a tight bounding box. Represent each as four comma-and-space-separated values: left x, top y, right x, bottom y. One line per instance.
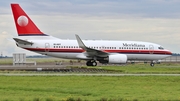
23, 48, 172, 55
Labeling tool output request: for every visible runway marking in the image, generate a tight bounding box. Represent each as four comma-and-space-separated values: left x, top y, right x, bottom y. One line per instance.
1, 73, 180, 76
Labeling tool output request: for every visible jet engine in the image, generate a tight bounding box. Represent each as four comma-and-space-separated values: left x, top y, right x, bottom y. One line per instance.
108, 54, 127, 64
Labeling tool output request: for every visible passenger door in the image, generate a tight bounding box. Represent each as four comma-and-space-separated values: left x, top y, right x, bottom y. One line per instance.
149, 45, 154, 54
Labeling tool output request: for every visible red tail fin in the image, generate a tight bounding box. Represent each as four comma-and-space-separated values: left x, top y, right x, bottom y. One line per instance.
11, 4, 46, 36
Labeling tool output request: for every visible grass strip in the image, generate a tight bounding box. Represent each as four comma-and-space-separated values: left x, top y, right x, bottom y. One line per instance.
0, 76, 180, 101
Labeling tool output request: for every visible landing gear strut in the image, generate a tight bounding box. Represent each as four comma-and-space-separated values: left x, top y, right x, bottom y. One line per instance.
86, 60, 97, 66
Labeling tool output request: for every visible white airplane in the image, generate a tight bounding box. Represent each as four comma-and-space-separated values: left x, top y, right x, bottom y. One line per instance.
11, 4, 172, 66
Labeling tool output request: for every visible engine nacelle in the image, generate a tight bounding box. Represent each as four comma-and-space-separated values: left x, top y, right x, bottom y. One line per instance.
108, 54, 127, 64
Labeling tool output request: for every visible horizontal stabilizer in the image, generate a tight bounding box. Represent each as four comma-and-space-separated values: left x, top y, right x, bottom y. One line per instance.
13, 38, 33, 45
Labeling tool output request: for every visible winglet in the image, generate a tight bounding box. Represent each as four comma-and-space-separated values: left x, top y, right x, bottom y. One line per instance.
75, 34, 87, 50
75, 34, 108, 56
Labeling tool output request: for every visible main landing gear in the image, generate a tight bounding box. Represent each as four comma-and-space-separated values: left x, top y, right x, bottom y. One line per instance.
86, 60, 97, 66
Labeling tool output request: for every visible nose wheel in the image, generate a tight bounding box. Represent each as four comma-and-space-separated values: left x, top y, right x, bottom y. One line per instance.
86, 60, 97, 66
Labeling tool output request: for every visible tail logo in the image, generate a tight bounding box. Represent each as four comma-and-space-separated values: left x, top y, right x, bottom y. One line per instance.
17, 15, 28, 27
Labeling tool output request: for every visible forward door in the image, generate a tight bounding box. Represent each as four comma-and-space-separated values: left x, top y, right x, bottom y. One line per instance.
149, 45, 154, 54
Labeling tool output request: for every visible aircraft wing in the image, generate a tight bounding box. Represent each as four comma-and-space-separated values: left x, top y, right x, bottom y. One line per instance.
13, 38, 33, 45
75, 35, 108, 57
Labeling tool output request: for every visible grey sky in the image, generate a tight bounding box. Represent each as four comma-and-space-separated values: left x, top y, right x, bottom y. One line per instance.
0, 0, 180, 56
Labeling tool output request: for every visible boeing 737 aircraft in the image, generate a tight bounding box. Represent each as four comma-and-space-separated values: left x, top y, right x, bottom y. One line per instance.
11, 4, 172, 66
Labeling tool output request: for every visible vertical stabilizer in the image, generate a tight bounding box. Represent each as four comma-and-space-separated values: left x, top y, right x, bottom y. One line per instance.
11, 4, 47, 36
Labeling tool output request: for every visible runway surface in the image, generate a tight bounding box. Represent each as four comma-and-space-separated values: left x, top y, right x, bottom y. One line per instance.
1, 73, 180, 76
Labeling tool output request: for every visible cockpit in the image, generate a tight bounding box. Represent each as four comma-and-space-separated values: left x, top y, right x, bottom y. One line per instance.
158, 46, 164, 50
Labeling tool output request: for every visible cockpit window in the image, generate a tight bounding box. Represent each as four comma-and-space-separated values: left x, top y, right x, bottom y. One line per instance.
158, 46, 164, 50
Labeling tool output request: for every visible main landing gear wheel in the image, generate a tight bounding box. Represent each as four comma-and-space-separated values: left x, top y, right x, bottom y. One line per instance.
92, 61, 97, 66
86, 60, 97, 66
150, 63, 154, 67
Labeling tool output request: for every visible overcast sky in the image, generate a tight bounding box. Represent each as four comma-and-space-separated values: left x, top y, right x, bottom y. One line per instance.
1, 0, 180, 56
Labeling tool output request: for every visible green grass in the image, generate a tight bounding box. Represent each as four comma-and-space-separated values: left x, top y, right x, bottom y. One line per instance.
0, 58, 64, 65
0, 76, 180, 101
1, 58, 180, 100
0, 58, 13, 65
79, 63, 180, 74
